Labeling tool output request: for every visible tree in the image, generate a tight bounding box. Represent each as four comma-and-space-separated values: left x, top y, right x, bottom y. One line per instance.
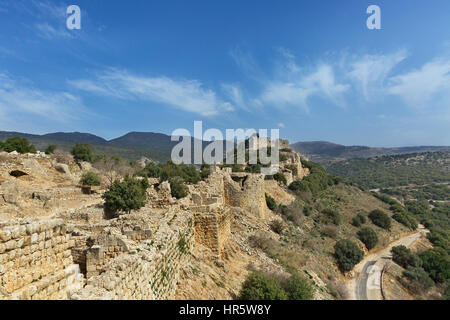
265, 194, 277, 210
418, 248, 450, 283
352, 213, 367, 227
334, 239, 364, 272
169, 176, 188, 199
102, 176, 148, 214
239, 271, 288, 300
45, 144, 57, 155
79, 171, 101, 186
93, 155, 132, 186
391, 246, 422, 268
357, 227, 378, 250
71, 143, 94, 162
368, 209, 391, 230
402, 267, 434, 293
2, 137, 36, 153
283, 274, 315, 300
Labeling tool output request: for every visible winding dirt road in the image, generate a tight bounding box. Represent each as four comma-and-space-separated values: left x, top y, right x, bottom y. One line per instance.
347, 225, 429, 300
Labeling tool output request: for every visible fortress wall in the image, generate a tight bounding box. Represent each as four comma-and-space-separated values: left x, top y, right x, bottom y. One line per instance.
71, 212, 194, 300
0, 219, 84, 300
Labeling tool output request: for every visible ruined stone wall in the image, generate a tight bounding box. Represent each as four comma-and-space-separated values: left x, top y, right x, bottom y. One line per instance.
193, 208, 231, 258
224, 173, 266, 219
0, 219, 84, 300
72, 212, 194, 300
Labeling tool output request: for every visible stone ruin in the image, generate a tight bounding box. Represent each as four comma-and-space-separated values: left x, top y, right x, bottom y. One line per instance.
0, 142, 309, 300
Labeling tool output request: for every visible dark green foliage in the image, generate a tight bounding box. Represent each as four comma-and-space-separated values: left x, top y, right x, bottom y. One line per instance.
200, 164, 210, 179
280, 148, 292, 153
273, 172, 287, 185
418, 248, 450, 283
239, 271, 288, 300
303, 205, 312, 216
352, 213, 366, 227
357, 227, 378, 250
283, 274, 315, 300
334, 239, 364, 272
1, 137, 36, 154
371, 192, 398, 206
44, 144, 57, 155
288, 160, 338, 196
391, 246, 422, 268
139, 161, 200, 185
169, 176, 188, 199
320, 208, 341, 225
102, 176, 148, 214
265, 194, 277, 210
79, 171, 101, 186
368, 209, 391, 230
402, 267, 435, 292
326, 152, 450, 190
71, 143, 94, 162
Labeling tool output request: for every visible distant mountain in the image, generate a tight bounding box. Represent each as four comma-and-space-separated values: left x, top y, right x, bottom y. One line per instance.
108, 132, 177, 151
291, 141, 450, 163
41, 132, 107, 145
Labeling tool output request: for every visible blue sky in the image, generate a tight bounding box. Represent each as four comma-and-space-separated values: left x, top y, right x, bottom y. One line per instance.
0, 0, 450, 147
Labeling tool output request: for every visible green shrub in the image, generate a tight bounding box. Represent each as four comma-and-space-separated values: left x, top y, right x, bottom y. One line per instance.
1, 137, 36, 154
79, 171, 101, 186
266, 194, 277, 211
283, 274, 314, 300
352, 213, 366, 227
368, 209, 391, 230
239, 271, 288, 300
71, 143, 94, 162
303, 206, 312, 216
44, 144, 57, 155
288, 160, 336, 196
273, 172, 287, 185
320, 208, 341, 225
103, 176, 148, 214
279, 202, 303, 226
357, 227, 378, 250
391, 246, 422, 268
169, 176, 188, 199
418, 248, 450, 283
200, 164, 211, 179
334, 239, 364, 272
402, 267, 434, 292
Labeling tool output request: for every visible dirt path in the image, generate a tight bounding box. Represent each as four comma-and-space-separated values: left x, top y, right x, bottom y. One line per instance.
346, 225, 429, 300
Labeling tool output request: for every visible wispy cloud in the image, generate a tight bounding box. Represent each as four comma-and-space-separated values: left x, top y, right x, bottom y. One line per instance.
0, 73, 88, 127
69, 69, 234, 116
388, 58, 450, 110
35, 22, 72, 39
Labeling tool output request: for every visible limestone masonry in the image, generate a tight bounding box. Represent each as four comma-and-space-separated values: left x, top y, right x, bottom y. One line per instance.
0, 143, 308, 300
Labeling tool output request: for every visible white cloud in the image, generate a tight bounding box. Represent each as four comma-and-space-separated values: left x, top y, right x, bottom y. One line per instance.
277, 122, 285, 128
69, 69, 233, 116
348, 50, 407, 100
0, 73, 86, 125
388, 58, 450, 109
260, 64, 349, 110
35, 22, 72, 39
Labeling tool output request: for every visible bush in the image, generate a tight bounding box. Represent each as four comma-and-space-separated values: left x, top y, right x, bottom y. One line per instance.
71, 143, 94, 162
266, 194, 277, 211
79, 171, 101, 186
279, 202, 303, 226
288, 160, 337, 196
391, 246, 422, 268
320, 208, 341, 225
273, 172, 287, 185
303, 206, 312, 216
321, 225, 339, 239
392, 212, 418, 230
352, 213, 366, 227
239, 271, 288, 300
283, 274, 315, 300
368, 209, 391, 230
51, 149, 74, 164
44, 144, 57, 155
103, 176, 148, 214
334, 239, 364, 272
418, 248, 450, 283
357, 227, 378, 250
169, 176, 188, 199
2, 137, 36, 154
402, 267, 434, 293
200, 164, 210, 179
270, 220, 285, 234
